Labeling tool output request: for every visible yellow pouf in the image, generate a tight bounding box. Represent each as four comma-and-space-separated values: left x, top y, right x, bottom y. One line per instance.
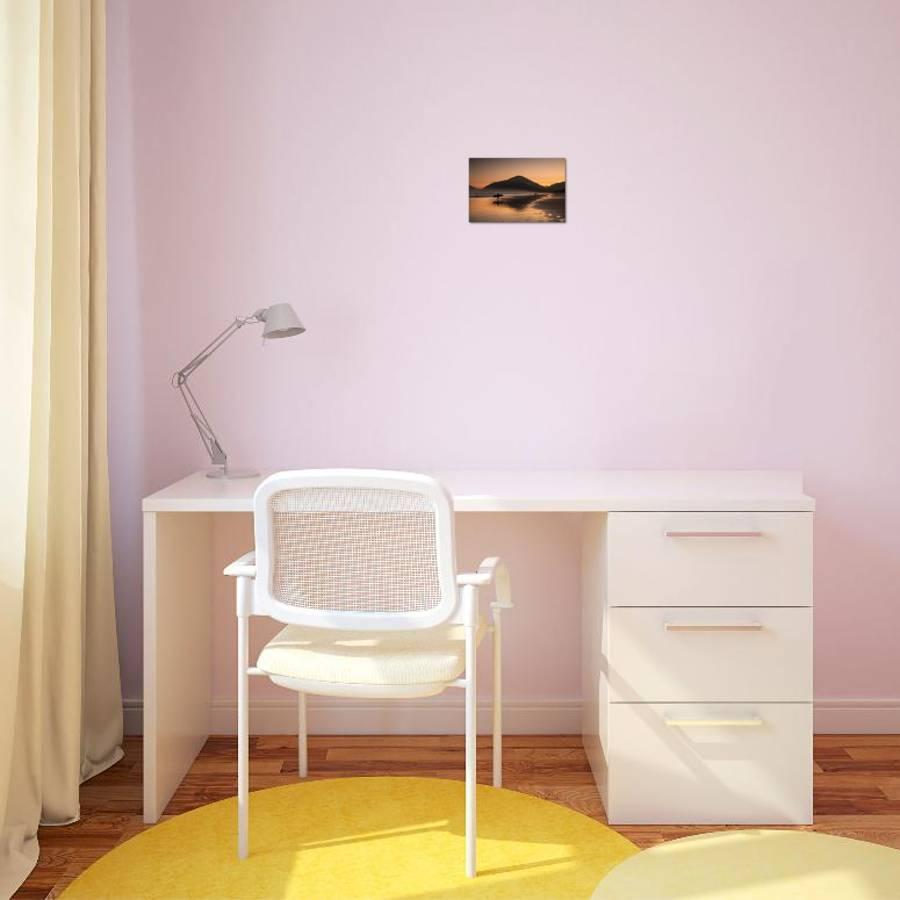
592, 829, 900, 900
63, 776, 637, 898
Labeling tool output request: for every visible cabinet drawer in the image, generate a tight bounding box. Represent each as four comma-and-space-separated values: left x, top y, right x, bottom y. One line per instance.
607, 607, 811, 702
607, 703, 812, 824
607, 512, 812, 607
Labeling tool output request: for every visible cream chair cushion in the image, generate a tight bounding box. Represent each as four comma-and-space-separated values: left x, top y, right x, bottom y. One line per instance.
257, 622, 486, 688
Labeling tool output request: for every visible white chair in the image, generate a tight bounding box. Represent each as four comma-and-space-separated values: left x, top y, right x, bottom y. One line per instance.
223, 469, 512, 878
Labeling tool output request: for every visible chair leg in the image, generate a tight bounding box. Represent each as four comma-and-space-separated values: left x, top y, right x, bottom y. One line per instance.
237, 613, 249, 859
297, 692, 308, 778
492, 615, 502, 788
465, 618, 477, 878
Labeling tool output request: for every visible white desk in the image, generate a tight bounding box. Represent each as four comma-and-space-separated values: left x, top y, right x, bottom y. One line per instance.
142, 470, 814, 823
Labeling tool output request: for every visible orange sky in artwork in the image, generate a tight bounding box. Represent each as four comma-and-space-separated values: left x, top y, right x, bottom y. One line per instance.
469, 158, 565, 188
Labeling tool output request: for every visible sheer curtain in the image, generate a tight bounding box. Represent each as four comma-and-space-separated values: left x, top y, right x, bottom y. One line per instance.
0, 0, 123, 893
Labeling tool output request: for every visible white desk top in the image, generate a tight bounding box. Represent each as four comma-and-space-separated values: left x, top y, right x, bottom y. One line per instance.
143, 470, 815, 513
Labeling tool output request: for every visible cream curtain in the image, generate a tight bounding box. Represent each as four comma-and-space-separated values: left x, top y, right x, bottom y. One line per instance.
0, 0, 123, 894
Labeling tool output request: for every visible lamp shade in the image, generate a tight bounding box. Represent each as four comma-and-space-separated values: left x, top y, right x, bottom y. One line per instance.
260, 303, 305, 339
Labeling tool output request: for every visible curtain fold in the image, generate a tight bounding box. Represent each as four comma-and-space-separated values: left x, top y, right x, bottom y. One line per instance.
0, 1, 123, 894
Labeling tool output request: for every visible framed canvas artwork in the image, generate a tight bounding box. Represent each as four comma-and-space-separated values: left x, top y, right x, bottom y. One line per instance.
469, 158, 566, 223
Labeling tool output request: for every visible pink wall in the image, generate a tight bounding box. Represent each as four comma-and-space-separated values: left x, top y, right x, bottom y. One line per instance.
108, 0, 900, 708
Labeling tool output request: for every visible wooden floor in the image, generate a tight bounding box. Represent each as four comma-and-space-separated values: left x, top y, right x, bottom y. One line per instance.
15, 733, 900, 898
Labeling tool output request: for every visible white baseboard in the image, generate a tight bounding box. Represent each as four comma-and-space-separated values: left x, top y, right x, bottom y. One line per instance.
124, 697, 900, 737
123, 697, 581, 736
813, 699, 900, 734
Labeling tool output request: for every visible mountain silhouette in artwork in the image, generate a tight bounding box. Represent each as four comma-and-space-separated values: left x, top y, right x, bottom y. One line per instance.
480, 174, 566, 192
482, 174, 552, 191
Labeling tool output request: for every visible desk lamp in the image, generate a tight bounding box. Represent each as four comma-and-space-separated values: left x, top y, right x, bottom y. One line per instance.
172, 303, 305, 478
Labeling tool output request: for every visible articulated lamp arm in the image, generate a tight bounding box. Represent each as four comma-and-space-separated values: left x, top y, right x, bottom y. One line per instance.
170, 303, 305, 478
171, 312, 265, 471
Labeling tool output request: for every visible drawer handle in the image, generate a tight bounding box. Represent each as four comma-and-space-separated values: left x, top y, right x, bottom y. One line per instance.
665, 530, 763, 538
665, 716, 764, 728
664, 623, 764, 632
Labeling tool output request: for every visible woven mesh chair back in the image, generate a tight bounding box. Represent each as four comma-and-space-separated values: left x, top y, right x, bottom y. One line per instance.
268, 485, 443, 615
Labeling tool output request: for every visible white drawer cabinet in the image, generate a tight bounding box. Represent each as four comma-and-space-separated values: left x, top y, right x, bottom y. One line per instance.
607, 607, 812, 703
607, 512, 813, 607
606, 703, 813, 824
582, 504, 813, 826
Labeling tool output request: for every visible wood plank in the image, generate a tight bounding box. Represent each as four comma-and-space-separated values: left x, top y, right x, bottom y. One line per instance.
846, 747, 900, 761
877, 779, 900, 800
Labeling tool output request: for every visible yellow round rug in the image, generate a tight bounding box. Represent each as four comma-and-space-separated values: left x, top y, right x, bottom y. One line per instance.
592, 829, 900, 900
63, 776, 637, 898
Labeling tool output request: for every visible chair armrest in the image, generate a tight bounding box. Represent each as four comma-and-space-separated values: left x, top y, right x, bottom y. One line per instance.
457, 557, 512, 609
224, 551, 257, 578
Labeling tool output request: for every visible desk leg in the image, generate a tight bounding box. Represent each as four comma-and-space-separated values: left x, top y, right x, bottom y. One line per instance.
143, 510, 212, 823
581, 513, 609, 811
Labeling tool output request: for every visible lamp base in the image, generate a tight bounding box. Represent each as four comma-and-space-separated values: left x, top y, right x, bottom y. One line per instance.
206, 466, 260, 479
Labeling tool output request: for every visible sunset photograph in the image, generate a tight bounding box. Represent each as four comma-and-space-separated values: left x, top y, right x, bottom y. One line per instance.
469, 157, 566, 223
